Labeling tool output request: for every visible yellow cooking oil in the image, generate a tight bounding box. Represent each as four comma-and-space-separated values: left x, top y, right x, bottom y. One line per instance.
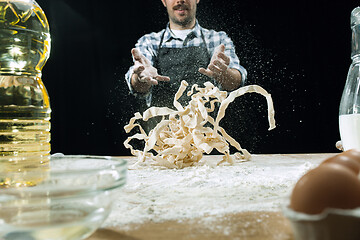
0, 0, 51, 187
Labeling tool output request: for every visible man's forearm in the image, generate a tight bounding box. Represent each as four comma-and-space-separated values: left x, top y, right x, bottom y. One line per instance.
216, 68, 242, 91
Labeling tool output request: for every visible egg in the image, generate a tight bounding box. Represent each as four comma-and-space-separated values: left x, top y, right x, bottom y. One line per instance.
338, 149, 360, 165
290, 163, 360, 214
321, 154, 360, 175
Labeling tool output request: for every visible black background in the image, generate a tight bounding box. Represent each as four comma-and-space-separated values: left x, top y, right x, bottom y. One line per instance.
35, 0, 359, 156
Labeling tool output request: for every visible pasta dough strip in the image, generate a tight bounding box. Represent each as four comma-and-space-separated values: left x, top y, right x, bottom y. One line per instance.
124, 81, 276, 168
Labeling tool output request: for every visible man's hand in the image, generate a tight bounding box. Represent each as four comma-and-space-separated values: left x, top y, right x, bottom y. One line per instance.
199, 44, 230, 79
131, 48, 170, 93
199, 44, 241, 91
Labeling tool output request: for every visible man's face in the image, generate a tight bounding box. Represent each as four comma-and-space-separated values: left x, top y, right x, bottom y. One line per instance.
161, 0, 199, 29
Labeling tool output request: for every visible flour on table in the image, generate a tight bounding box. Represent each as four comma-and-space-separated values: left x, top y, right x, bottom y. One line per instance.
104, 154, 330, 229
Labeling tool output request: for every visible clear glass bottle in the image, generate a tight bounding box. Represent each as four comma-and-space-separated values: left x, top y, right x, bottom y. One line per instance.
339, 7, 360, 151
0, 0, 51, 187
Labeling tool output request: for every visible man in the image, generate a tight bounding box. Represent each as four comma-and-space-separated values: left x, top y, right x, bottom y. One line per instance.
125, 0, 247, 110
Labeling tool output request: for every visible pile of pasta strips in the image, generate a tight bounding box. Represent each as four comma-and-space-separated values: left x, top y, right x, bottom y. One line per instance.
124, 81, 275, 168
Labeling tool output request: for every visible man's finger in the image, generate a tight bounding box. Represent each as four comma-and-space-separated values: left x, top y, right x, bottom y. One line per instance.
132, 48, 152, 66
133, 65, 145, 75
140, 77, 158, 86
139, 76, 153, 83
218, 52, 230, 65
208, 64, 222, 76
155, 75, 170, 82
214, 44, 225, 55
218, 44, 226, 53
131, 48, 143, 62
199, 67, 213, 78
213, 60, 228, 72
149, 79, 159, 85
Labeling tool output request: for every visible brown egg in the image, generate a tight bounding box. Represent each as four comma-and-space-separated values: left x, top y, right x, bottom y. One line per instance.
290, 163, 360, 214
321, 154, 360, 175
339, 149, 360, 165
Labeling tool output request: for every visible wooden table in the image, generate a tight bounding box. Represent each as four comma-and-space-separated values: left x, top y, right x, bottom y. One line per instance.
86, 153, 336, 240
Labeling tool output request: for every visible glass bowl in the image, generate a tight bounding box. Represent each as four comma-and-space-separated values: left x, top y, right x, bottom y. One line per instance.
0, 155, 127, 240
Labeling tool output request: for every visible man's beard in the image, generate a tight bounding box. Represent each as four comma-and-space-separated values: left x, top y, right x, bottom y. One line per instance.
170, 15, 194, 27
